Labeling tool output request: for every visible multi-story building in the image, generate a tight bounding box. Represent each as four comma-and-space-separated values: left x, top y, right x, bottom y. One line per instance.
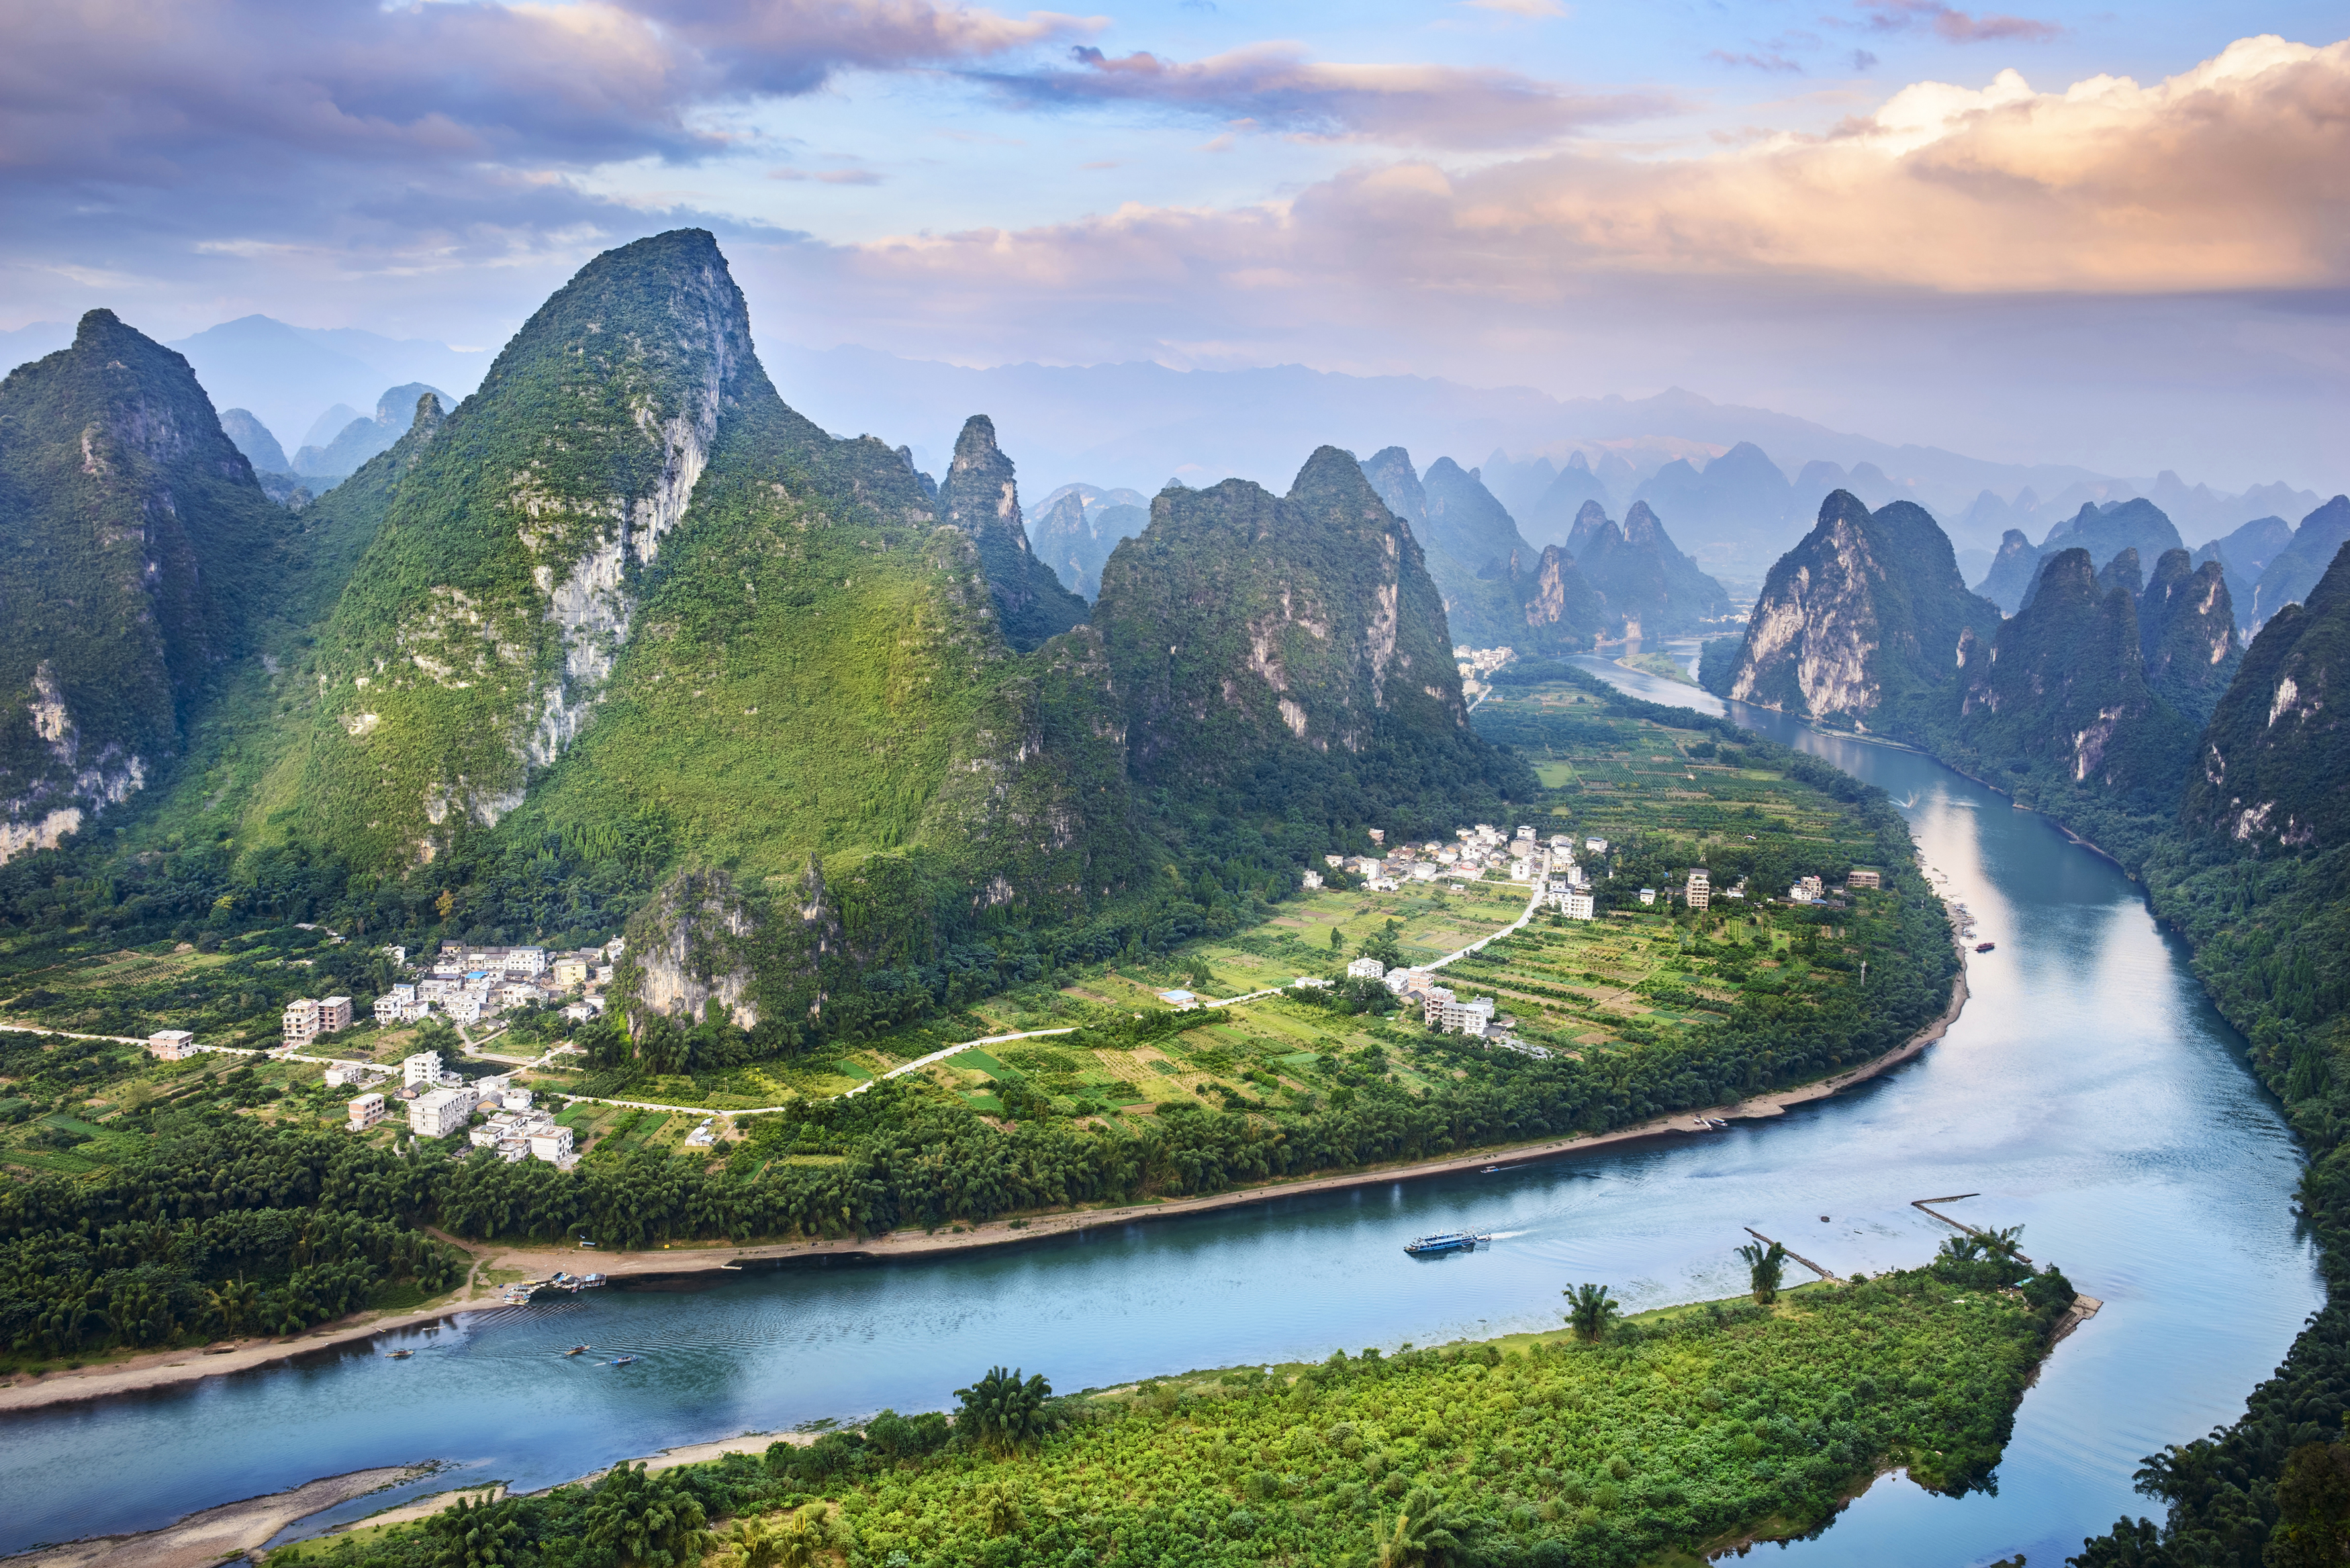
1301, 869, 1324, 890
347, 1092, 385, 1131
318, 995, 352, 1033
1685, 869, 1711, 912
146, 1030, 197, 1061
282, 997, 321, 1044
403, 1050, 442, 1087
408, 1085, 477, 1139
1585, 837, 1609, 854
1420, 986, 1456, 1026
528, 1126, 576, 1167
1639, 887, 1657, 905
1346, 957, 1386, 981
1439, 995, 1497, 1036
1847, 869, 1881, 889
1563, 888, 1596, 922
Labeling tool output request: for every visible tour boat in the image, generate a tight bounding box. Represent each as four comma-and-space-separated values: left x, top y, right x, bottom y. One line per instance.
1404, 1232, 1487, 1256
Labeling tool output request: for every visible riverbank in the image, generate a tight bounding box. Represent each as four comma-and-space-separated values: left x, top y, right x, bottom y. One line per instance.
4, 1467, 424, 1568
0, 944, 1968, 1418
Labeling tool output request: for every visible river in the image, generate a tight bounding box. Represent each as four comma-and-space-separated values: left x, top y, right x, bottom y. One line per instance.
0, 660, 2322, 1566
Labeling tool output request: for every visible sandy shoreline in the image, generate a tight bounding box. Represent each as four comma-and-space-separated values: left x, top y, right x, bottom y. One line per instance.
1, 952, 1969, 1419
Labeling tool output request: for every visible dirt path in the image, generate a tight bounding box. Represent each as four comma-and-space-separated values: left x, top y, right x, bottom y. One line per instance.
3, 1467, 424, 1568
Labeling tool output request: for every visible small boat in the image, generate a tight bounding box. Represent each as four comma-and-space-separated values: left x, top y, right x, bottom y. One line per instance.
608, 1355, 638, 1367
1975, 941, 1997, 952
1404, 1232, 1487, 1257
1483, 1165, 1501, 1173
565, 1344, 591, 1357
385, 1349, 413, 1359
580, 1273, 606, 1287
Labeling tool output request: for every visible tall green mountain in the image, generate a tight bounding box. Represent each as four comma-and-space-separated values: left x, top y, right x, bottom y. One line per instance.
2249, 494, 2350, 629
253, 231, 1135, 961
2037, 497, 2183, 570
1359, 447, 1603, 654
0, 310, 297, 861
934, 415, 1089, 650
2140, 547, 2241, 724
219, 409, 289, 475
1563, 499, 1732, 637
1974, 528, 2042, 613
1712, 491, 2003, 735
1945, 546, 2196, 807
1096, 447, 1530, 831
2180, 538, 2350, 852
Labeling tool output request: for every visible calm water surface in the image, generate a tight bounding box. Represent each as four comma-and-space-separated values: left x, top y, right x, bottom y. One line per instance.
0, 662, 2320, 1566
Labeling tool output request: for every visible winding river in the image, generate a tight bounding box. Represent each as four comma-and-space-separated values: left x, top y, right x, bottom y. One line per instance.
0, 663, 2322, 1567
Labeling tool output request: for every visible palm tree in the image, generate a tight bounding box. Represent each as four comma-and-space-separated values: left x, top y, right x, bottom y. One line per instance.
1376, 1486, 1465, 1567
1981, 1224, 2026, 1263
955, 1366, 1053, 1457
1562, 1282, 1620, 1342
1736, 1240, 1788, 1305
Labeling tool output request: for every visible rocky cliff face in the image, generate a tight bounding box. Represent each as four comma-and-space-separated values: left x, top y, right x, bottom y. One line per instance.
2141, 548, 2241, 725
1719, 491, 2002, 734
1952, 546, 2196, 798
935, 415, 1089, 650
2181, 536, 2350, 853
291, 228, 757, 867
0, 309, 292, 861
1098, 447, 1525, 825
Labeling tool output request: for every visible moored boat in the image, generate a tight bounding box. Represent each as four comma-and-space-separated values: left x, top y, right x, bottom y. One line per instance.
1975, 941, 1996, 952
385, 1349, 412, 1359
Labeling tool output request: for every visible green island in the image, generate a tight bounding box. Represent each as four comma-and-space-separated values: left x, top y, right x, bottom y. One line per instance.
266, 1253, 2077, 1568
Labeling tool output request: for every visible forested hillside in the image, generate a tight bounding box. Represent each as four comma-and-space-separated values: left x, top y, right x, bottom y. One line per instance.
2072, 543, 2350, 1567
0, 312, 296, 860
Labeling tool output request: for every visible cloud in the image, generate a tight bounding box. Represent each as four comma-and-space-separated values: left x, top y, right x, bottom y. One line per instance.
1854, 1, 2062, 44
1459, 0, 1570, 17
1707, 50, 1805, 73
975, 42, 1673, 148
769, 167, 886, 185
847, 34, 2350, 307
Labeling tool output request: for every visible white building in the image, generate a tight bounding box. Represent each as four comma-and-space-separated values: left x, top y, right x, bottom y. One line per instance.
324, 1064, 373, 1089
444, 994, 485, 1025
1563, 888, 1596, 922
347, 1091, 385, 1131
1323, 854, 1346, 868
1411, 863, 1440, 883
528, 1126, 576, 1167
1301, 869, 1324, 890
1438, 995, 1497, 1035
1509, 859, 1533, 882
282, 997, 321, 1044
1586, 837, 1609, 854
1790, 875, 1824, 902
1639, 887, 1657, 906
1346, 957, 1386, 981
146, 1029, 197, 1061
1157, 989, 1201, 1011
403, 1049, 443, 1087
409, 1085, 477, 1139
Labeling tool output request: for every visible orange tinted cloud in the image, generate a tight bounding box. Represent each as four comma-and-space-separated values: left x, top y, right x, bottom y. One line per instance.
852, 34, 2350, 297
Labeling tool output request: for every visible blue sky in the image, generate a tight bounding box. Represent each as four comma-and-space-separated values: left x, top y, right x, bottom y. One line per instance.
2, 1, 2346, 486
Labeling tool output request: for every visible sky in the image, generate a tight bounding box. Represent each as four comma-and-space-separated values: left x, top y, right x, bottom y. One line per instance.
3, 0, 2347, 491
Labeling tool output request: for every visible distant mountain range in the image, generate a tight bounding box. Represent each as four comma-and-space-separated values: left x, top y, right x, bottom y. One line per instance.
4, 322, 2325, 590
